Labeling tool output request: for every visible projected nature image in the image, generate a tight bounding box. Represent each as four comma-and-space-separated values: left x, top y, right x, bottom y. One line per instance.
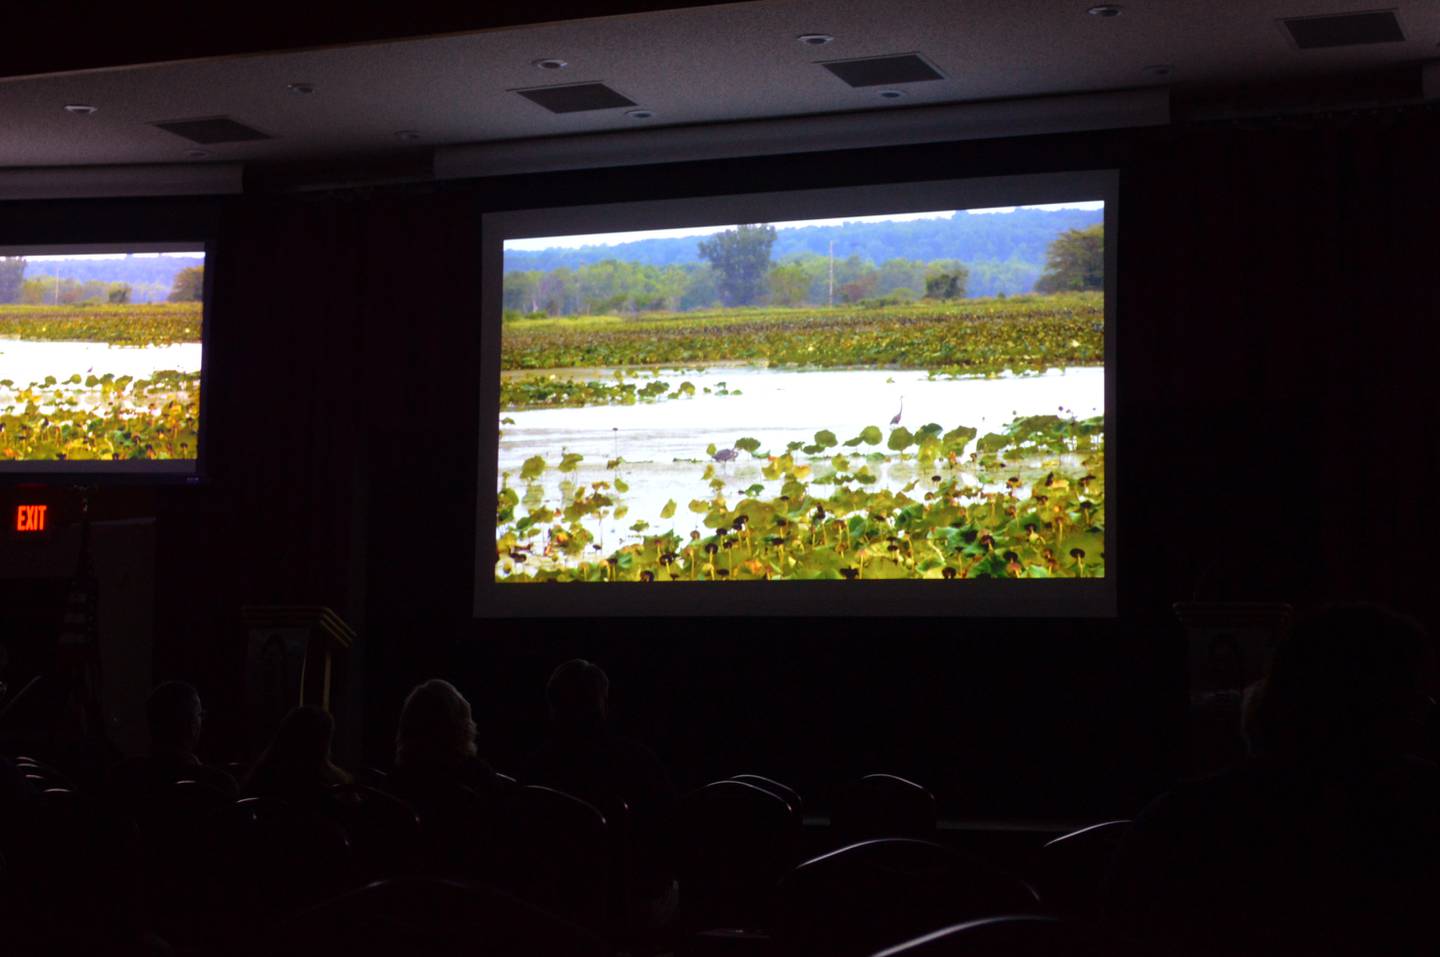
0, 251, 203, 466
496, 204, 1105, 582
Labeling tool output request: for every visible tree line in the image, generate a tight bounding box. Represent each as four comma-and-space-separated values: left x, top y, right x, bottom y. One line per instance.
504, 206, 1103, 273
503, 223, 1102, 318
0, 259, 203, 305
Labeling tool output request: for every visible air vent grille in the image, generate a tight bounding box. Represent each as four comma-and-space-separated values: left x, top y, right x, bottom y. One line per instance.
1282, 10, 1404, 49
515, 83, 636, 114
153, 117, 272, 145
820, 54, 944, 88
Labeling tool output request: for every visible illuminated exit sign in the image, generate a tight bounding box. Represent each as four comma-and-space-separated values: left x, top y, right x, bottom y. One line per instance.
14, 503, 51, 537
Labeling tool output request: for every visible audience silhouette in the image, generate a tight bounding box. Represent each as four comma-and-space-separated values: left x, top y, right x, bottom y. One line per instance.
243, 704, 352, 801
8, 607, 1440, 955
1106, 603, 1440, 956
387, 678, 505, 878
110, 681, 237, 803
525, 659, 679, 921
391, 678, 499, 794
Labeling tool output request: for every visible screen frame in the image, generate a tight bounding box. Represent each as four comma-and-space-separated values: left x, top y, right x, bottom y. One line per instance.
0, 240, 212, 485
476, 170, 1118, 617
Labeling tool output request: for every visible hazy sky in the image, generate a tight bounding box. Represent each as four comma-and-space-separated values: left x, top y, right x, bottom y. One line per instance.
505, 201, 1103, 252
19, 251, 204, 262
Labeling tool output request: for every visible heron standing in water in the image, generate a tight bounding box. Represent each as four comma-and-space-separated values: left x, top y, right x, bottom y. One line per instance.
890, 396, 904, 427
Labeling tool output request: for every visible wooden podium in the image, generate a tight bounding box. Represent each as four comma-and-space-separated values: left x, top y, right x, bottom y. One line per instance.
241, 606, 355, 755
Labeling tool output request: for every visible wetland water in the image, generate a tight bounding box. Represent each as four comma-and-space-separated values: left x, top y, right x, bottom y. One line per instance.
0, 338, 202, 382
0, 338, 202, 412
498, 365, 1103, 566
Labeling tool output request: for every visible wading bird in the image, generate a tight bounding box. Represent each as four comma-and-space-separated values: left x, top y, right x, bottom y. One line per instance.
890, 396, 904, 427
712, 447, 739, 464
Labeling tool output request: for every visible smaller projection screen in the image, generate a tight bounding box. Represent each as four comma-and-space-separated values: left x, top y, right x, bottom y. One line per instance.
0, 243, 207, 478
477, 172, 1116, 617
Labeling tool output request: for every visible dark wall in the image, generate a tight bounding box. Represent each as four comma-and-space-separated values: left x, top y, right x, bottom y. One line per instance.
6, 108, 1438, 818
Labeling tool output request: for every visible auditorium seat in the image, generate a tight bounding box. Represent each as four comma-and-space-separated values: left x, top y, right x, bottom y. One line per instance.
16, 757, 72, 792
13, 787, 147, 951
730, 773, 803, 815
198, 795, 354, 940
353, 766, 390, 789
494, 784, 617, 932
869, 914, 1085, 957
832, 773, 936, 845
321, 783, 423, 881
394, 779, 501, 880
258, 875, 609, 957
677, 778, 802, 932
774, 838, 1039, 957
139, 779, 237, 946
1029, 820, 1130, 922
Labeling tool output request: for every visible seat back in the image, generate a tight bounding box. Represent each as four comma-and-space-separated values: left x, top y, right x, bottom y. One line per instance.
392, 778, 500, 880
11, 788, 146, 948
495, 785, 613, 931
140, 780, 237, 944
1032, 820, 1131, 921
871, 914, 1083, 957
201, 796, 354, 920
14, 757, 71, 791
678, 778, 802, 930
775, 838, 1039, 957
730, 773, 803, 815
832, 773, 936, 844
322, 783, 423, 880
265, 876, 609, 957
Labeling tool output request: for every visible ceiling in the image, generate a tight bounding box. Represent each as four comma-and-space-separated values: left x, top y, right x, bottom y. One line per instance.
1, 0, 1437, 170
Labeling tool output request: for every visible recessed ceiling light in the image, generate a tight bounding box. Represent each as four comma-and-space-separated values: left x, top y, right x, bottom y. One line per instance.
1142, 64, 1174, 78
1087, 4, 1124, 16
533, 58, 568, 70
64, 104, 97, 115
394, 129, 422, 142
877, 89, 906, 99
184, 149, 212, 159
798, 34, 835, 46
626, 109, 655, 119
287, 82, 315, 95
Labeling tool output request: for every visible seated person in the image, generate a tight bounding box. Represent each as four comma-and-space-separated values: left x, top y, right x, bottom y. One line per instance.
525, 659, 677, 920
388, 679, 504, 876
1106, 604, 1440, 956
389, 678, 501, 796
109, 681, 237, 802
243, 705, 351, 803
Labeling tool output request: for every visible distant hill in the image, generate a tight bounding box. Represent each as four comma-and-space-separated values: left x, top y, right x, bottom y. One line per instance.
504, 207, 1104, 276
13, 255, 202, 303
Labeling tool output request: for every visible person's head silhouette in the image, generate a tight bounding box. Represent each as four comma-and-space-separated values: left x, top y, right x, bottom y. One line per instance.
1251, 603, 1434, 764
146, 681, 203, 759
396, 678, 478, 768
546, 659, 609, 734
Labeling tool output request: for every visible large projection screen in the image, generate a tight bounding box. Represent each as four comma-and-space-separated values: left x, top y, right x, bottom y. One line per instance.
477, 171, 1117, 617
0, 241, 208, 480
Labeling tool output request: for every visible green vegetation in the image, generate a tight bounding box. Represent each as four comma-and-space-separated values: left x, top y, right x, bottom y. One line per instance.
0, 371, 200, 461
0, 302, 203, 346
1036, 225, 1104, 294
504, 206, 1104, 301
501, 373, 710, 410
697, 224, 777, 307
0, 302, 203, 463
496, 416, 1105, 581
504, 217, 1104, 315
502, 292, 1102, 376
168, 265, 205, 302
